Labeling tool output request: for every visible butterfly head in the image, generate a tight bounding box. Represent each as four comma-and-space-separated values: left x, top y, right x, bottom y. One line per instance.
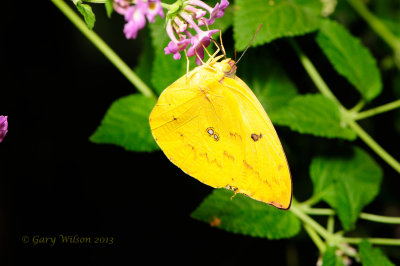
215, 58, 237, 78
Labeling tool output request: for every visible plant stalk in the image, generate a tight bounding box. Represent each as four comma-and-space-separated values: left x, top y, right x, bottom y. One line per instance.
344, 237, 400, 246
355, 99, 400, 120
346, 0, 400, 54
51, 0, 156, 99
345, 119, 400, 173
304, 224, 326, 253
290, 203, 330, 240
302, 207, 400, 224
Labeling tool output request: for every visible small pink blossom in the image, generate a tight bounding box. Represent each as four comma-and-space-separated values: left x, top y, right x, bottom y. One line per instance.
113, 0, 130, 15
115, 0, 164, 39
184, 5, 207, 20
164, 20, 191, 60
189, 0, 229, 26
0, 116, 8, 143
187, 29, 219, 65
146, 0, 164, 23
123, 5, 147, 39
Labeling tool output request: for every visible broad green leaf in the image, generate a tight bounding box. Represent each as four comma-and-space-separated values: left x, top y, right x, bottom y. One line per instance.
191, 189, 301, 239
269, 94, 356, 140
322, 246, 345, 266
90, 94, 159, 152
359, 240, 394, 266
296, 0, 323, 16
233, 0, 321, 51
316, 20, 382, 101
74, 1, 96, 30
310, 147, 383, 230
237, 49, 299, 113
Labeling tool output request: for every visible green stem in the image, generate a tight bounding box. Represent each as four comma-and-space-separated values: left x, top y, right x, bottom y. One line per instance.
355, 99, 400, 120
346, 119, 400, 173
346, 0, 400, 54
359, 212, 400, 224
300, 185, 334, 207
290, 203, 330, 240
82, 0, 106, 3
327, 216, 335, 235
304, 224, 326, 253
289, 39, 342, 107
344, 237, 400, 246
302, 207, 400, 224
52, 0, 156, 100
302, 207, 335, 216
349, 100, 365, 113
290, 39, 400, 174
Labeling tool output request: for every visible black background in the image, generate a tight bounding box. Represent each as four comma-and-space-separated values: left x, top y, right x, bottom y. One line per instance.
1, 1, 399, 265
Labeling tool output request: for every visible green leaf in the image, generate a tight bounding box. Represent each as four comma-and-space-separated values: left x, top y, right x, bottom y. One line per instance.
322, 246, 345, 266
105, 0, 113, 18
269, 94, 356, 140
310, 147, 383, 230
233, 0, 321, 51
359, 240, 394, 266
90, 94, 159, 152
316, 20, 382, 101
75, 1, 96, 30
237, 49, 299, 113
191, 189, 301, 239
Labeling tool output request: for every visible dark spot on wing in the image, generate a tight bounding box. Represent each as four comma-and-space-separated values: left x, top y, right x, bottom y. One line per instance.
251, 133, 263, 142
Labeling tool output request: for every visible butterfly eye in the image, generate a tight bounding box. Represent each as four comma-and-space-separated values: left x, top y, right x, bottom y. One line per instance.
222, 64, 231, 73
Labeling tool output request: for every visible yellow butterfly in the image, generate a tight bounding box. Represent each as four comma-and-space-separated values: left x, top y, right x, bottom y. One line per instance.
149, 51, 292, 209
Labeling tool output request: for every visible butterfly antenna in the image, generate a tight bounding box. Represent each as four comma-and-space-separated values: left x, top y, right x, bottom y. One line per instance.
234, 49, 237, 62
236, 24, 263, 64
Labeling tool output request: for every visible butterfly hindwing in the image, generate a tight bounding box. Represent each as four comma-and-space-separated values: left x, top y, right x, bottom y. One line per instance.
222, 76, 292, 209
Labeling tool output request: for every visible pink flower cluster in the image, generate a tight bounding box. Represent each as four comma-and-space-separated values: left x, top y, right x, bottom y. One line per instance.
114, 0, 229, 65
0, 116, 8, 143
114, 0, 164, 39
164, 0, 229, 65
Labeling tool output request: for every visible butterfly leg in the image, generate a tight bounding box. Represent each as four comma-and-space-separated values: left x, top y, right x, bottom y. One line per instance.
195, 49, 205, 65
202, 43, 214, 62
184, 50, 190, 78
219, 30, 226, 58
207, 30, 224, 64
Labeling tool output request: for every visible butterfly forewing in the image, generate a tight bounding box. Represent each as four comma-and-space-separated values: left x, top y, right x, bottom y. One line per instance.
150, 67, 242, 189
